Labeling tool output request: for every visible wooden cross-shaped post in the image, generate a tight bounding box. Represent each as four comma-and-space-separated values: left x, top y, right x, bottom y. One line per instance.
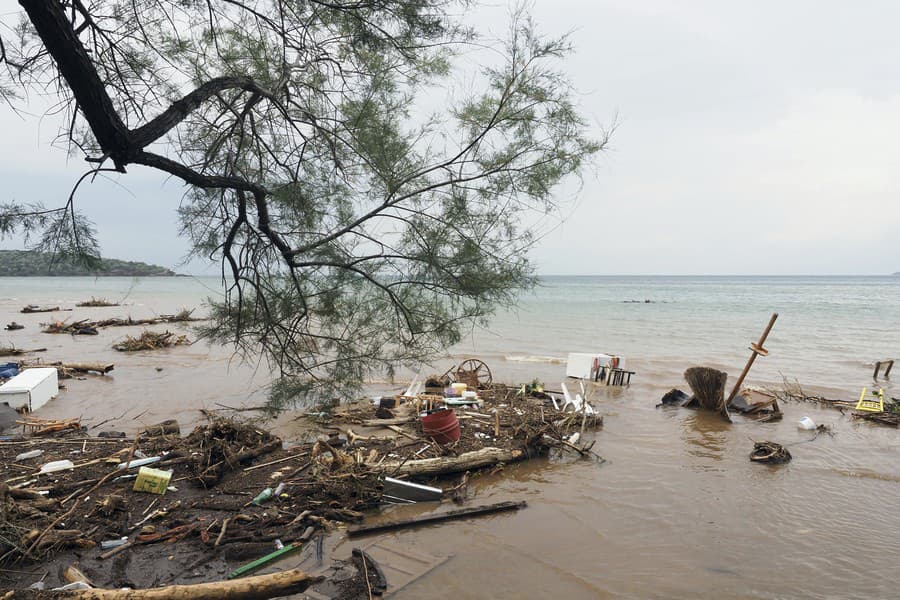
725, 313, 778, 407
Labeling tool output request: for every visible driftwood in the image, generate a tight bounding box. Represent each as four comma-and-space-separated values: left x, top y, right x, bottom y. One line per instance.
0, 568, 322, 599
0, 347, 47, 357
21, 305, 70, 314
376, 447, 529, 477
76, 298, 119, 307
359, 417, 417, 427
348, 500, 527, 537
139, 420, 180, 438
43, 311, 201, 334
22, 362, 114, 376
113, 331, 190, 352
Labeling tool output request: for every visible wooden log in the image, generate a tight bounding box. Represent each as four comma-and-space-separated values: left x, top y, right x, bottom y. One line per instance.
375, 447, 529, 477
56, 362, 115, 375
0, 568, 322, 599
347, 500, 527, 537
360, 417, 416, 427
139, 420, 180, 438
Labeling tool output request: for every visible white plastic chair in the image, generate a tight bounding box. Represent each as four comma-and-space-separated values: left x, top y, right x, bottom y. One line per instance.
560, 381, 595, 415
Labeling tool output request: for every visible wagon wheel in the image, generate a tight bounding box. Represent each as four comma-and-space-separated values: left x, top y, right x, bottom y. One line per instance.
455, 359, 493, 390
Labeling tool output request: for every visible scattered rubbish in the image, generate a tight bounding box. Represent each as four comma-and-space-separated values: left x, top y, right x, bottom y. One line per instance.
15, 449, 43, 461
99, 536, 129, 549
566, 352, 627, 383
798, 416, 817, 430
382, 477, 443, 503
0, 366, 59, 411
38, 459, 75, 474
348, 500, 528, 537
132, 466, 173, 494
750, 441, 792, 464
4, 322, 24, 331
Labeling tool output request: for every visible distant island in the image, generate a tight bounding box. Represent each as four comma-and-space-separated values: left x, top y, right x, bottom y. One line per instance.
0, 250, 177, 277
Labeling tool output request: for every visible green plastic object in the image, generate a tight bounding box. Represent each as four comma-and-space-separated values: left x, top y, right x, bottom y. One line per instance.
251, 487, 273, 505
226, 542, 302, 579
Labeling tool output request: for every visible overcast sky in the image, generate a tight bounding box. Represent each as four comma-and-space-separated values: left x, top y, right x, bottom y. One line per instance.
2, 0, 899, 275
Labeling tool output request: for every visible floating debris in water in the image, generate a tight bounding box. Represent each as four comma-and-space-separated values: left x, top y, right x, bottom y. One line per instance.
750, 441, 791, 464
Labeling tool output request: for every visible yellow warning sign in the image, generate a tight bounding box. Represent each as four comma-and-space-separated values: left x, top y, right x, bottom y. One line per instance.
855, 387, 884, 412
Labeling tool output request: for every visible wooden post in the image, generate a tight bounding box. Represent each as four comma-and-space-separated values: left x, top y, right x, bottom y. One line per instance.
885, 360, 895, 378
725, 313, 778, 407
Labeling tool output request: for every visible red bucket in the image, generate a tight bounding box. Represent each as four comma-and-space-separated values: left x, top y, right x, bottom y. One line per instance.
421, 409, 461, 445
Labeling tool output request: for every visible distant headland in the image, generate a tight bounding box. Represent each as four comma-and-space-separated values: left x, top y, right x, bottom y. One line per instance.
0, 250, 177, 277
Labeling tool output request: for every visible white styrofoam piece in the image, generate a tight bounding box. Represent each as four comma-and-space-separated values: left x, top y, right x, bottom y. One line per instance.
0, 368, 59, 411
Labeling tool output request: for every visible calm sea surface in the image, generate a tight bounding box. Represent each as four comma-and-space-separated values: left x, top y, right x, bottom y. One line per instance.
1, 275, 899, 598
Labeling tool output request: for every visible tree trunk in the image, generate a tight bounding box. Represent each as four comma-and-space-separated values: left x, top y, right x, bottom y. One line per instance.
375, 446, 530, 477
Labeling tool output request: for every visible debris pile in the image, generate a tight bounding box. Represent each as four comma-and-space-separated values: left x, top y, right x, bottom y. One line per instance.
43, 309, 202, 335
749, 441, 792, 464
113, 330, 191, 352
76, 297, 120, 307
0, 380, 603, 591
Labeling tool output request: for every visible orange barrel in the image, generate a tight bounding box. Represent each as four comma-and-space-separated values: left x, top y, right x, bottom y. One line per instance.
421, 409, 461, 445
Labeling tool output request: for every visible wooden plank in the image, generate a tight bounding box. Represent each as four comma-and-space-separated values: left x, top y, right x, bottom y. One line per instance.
348, 500, 527, 537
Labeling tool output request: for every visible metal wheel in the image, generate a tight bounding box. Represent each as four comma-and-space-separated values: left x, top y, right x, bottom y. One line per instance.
455, 359, 493, 390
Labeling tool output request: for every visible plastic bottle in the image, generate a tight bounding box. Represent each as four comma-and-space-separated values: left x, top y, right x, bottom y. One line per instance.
15, 449, 43, 461
273, 482, 285, 496
38, 460, 74, 474
252, 487, 274, 505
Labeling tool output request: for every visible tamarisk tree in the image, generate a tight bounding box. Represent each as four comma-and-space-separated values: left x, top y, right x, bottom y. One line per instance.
0, 0, 602, 402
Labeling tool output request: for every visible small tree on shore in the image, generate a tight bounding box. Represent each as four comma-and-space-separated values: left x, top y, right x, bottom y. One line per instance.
0, 0, 603, 402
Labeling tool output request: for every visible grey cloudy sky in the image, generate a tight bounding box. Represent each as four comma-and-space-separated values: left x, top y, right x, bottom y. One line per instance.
2, 0, 899, 275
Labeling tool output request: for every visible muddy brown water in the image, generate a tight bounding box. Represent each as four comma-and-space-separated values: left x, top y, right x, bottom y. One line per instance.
2, 279, 900, 598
